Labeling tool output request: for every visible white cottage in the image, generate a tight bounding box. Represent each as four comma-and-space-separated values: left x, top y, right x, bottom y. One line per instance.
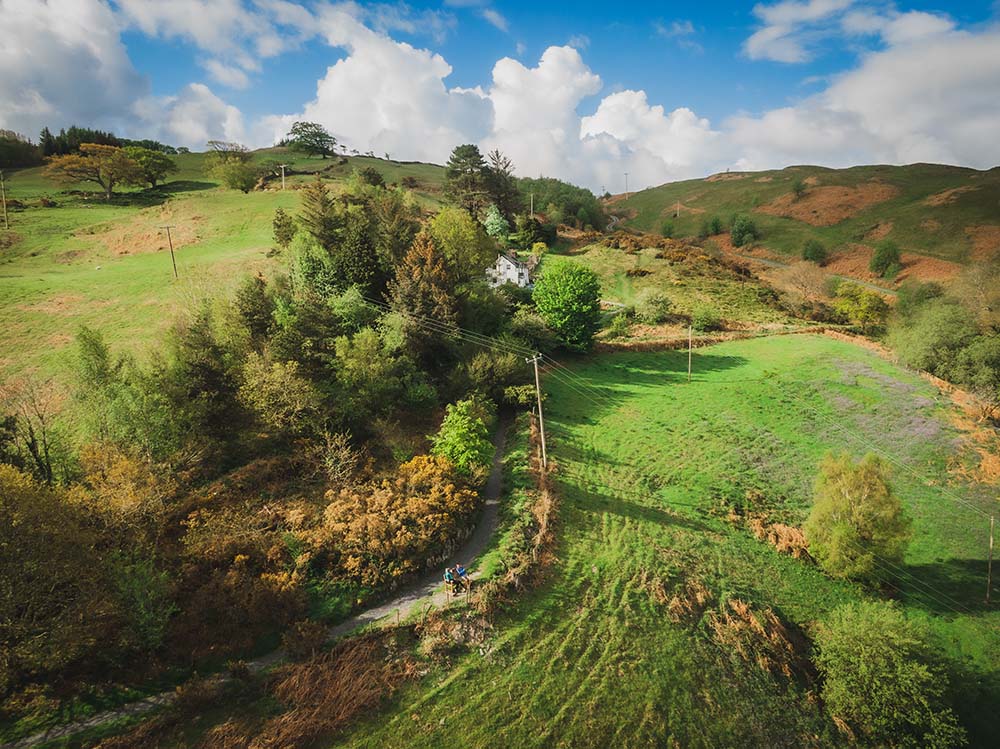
486, 253, 532, 288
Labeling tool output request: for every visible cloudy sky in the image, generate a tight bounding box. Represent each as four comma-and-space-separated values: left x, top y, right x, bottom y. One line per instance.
2, 0, 999, 191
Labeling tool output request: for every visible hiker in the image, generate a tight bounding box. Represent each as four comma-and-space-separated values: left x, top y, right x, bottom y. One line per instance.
455, 563, 470, 592
443, 567, 458, 595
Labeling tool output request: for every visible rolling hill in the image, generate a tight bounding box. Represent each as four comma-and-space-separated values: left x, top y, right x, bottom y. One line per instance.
0, 149, 446, 402
614, 163, 1000, 281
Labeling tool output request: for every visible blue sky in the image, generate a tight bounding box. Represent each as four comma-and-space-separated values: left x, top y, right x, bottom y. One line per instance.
3, 0, 1000, 190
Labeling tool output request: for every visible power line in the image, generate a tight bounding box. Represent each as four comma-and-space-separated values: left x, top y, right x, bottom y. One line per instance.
772, 377, 993, 520
354, 294, 993, 613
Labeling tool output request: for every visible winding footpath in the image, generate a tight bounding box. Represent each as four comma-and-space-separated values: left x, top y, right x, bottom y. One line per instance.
4, 421, 509, 749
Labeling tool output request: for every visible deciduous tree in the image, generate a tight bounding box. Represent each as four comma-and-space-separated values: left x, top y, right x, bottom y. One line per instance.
431, 398, 494, 477
804, 452, 910, 583
286, 121, 337, 158
814, 601, 965, 748
429, 206, 495, 282
532, 262, 602, 351
123, 146, 178, 188
44, 143, 141, 200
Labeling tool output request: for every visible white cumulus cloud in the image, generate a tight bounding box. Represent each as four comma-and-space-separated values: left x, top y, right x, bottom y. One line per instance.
0, 0, 146, 137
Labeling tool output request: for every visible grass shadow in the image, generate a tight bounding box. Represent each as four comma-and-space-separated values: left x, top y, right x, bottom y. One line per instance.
898, 557, 995, 614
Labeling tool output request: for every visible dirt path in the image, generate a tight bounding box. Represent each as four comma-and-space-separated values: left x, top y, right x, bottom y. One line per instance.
4, 421, 510, 749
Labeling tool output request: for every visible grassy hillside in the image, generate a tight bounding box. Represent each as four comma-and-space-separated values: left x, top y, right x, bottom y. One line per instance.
0, 149, 445, 397
617, 163, 1000, 267
331, 334, 998, 747
547, 242, 793, 327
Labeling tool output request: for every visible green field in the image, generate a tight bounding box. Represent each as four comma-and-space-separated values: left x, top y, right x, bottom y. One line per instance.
617, 163, 1000, 263
0, 149, 446, 401
333, 334, 999, 747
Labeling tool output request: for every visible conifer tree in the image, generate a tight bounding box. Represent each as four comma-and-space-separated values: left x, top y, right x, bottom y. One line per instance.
298, 174, 338, 249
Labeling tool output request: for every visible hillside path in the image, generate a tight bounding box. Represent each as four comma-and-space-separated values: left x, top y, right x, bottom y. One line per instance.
3, 420, 510, 749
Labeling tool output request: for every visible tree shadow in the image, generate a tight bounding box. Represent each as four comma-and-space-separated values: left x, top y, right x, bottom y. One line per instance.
893, 557, 994, 614
162, 180, 216, 194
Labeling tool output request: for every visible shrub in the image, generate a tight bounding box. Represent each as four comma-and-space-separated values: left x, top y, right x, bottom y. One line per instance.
431, 399, 494, 477
634, 290, 672, 324
895, 280, 944, 320
691, 306, 722, 333
532, 263, 602, 351
730, 215, 759, 247
282, 620, 330, 660
607, 313, 630, 338
354, 166, 384, 187
814, 601, 965, 748
709, 216, 724, 235
318, 456, 478, 587
240, 353, 324, 437
212, 160, 260, 193
804, 453, 910, 583
801, 239, 827, 265
870, 239, 902, 278
833, 282, 890, 333
887, 299, 977, 374
792, 178, 806, 200
660, 220, 674, 238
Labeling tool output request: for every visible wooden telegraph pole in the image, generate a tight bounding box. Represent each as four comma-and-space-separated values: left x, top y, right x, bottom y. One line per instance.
159, 225, 178, 279
988, 515, 995, 605
278, 164, 288, 190
624, 172, 629, 199
0, 169, 9, 231
526, 354, 548, 468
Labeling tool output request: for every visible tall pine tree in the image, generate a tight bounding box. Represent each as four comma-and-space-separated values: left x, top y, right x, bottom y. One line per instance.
298, 174, 339, 249
389, 230, 458, 360
444, 144, 488, 217
330, 207, 381, 296
485, 148, 521, 221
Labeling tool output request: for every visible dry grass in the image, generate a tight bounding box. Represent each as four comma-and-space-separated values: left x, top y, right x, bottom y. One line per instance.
864, 221, 894, 240
666, 579, 714, 624
756, 183, 899, 226
965, 224, 1000, 260
923, 185, 978, 206
746, 515, 811, 560
211, 631, 421, 749
707, 599, 803, 679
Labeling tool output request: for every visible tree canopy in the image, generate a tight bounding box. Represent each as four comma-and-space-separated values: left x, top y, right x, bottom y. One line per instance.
532, 262, 602, 351
814, 601, 965, 748
804, 452, 910, 583
287, 121, 337, 158
445, 144, 488, 217
44, 143, 142, 200
123, 146, 178, 188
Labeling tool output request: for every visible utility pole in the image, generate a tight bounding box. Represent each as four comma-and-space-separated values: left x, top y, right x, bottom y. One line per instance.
624, 172, 629, 199
988, 515, 995, 605
688, 324, 693, 383
526, 354, 548, 468
530, 192, 534, 218
159, 225, 177, 279
0, 169, 8, 231
278, 164, 287, 190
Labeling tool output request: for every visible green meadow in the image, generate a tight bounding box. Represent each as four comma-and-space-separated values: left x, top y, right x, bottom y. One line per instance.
333, 334, 999, 748
0, 149, 446, 408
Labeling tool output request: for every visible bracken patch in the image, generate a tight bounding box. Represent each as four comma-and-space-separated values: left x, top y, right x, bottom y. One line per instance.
756, 183, 899, 226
